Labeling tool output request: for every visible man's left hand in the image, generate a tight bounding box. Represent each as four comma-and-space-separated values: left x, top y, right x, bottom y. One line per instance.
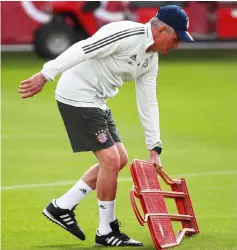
18, 72, 47, 99
149, 150, 162, 173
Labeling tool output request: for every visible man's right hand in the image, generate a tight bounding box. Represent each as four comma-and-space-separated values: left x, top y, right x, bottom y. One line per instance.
18, 72, 47, 99
149, 149, 162, 173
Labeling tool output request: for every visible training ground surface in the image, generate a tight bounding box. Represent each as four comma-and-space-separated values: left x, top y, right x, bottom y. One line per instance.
2, 52, 237, 250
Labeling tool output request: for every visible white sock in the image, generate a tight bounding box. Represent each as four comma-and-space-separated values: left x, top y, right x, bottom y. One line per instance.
56, 179, 92, 210
98, 199, 116, 235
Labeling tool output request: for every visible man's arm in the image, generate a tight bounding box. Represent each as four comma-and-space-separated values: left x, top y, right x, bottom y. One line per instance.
39, 23, 122, 81
19, 22, 141, 98
135, 61, 162, 171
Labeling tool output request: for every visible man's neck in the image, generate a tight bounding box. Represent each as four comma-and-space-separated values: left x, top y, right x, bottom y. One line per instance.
146, 44, 155, 53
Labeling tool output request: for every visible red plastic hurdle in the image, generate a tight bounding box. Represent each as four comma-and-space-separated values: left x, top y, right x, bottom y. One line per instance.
130, 160, 199, 249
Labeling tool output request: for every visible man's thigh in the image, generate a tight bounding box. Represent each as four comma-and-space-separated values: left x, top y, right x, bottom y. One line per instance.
57, 101, 115, 152
105, 109, 128, 168
106, 109, 122, 143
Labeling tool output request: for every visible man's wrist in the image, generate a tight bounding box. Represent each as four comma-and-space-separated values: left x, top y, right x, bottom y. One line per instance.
40, 71, 52, 82
151, 146, 162, 155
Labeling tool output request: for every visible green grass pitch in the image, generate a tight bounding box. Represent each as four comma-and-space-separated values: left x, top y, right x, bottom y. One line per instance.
2, 52, 237, 250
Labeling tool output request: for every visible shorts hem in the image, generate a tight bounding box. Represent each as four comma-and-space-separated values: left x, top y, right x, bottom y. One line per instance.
72, 142, 115, 153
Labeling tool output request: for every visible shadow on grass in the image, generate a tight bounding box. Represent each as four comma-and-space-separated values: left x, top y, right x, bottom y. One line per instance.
34, 244, 92, 250
34, 244, 155, 250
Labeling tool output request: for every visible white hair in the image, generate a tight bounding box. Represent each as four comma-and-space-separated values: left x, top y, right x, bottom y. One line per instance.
150, 17, 174, 33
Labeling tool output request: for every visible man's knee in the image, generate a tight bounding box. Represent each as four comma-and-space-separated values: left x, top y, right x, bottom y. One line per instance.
115, 142, 128, 171
103, 154, 121, 172
119, 151, 128, 171
95, 146, 120, 172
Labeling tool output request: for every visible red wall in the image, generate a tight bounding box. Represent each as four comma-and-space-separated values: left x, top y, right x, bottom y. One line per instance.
1, 1, 237, 45
1, 1, 50, 44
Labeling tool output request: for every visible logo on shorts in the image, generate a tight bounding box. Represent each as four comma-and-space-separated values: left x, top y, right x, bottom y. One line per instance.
95, 130, 108, 143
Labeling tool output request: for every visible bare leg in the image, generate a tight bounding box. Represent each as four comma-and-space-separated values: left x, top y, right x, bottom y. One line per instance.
93, 145, 121, 234
82, 163, 99, 190
56, 143, 128, 210
94, 145, 120, 201
82, 143, 128, 190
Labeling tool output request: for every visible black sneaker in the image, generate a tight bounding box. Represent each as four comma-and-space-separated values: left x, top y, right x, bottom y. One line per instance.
95, 219, 143, 247
42, 199, 85, 240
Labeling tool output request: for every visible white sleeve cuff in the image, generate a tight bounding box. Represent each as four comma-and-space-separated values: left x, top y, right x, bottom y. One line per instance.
40, 70, 54, 82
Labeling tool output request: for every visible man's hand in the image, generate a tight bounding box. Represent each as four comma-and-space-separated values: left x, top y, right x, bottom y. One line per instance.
18, 72, 47, 98
149, 149, 162, 173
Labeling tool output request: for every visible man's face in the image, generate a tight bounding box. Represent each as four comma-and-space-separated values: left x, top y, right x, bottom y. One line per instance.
151, 26, 180, 54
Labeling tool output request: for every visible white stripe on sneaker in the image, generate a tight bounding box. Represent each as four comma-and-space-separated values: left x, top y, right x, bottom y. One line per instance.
60, 214, 69, 218
63, 217, 71, 222
116, 240, 122, 246
112, 238, 119, 245
67, 221, 74, 225
107, 236, 115, 244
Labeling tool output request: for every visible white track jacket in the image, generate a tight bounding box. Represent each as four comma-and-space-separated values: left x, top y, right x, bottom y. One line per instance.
41, 21, 162, 150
